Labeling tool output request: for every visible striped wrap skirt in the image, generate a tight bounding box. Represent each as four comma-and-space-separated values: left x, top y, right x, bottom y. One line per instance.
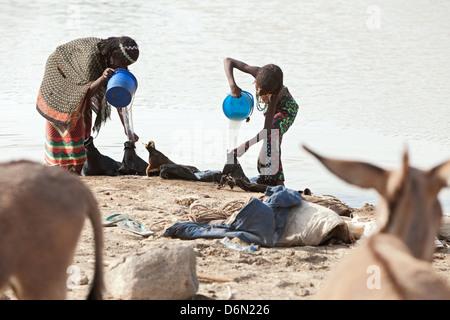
44, 102, 92, 173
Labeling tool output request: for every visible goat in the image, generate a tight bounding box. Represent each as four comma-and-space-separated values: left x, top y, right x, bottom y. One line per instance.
118, 141, 148, 176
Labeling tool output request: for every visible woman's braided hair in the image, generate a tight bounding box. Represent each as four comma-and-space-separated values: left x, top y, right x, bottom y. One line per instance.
97, 36, 140, 67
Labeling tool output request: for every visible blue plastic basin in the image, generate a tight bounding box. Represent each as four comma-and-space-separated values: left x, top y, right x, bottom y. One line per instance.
222, 90, 254, 120
106, 68, 138, 108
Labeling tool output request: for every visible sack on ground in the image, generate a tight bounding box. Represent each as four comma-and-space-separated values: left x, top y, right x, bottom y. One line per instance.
277, 201, 351, 246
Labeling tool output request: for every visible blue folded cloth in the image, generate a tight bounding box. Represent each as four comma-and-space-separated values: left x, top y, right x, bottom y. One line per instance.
163, 185, 302, 247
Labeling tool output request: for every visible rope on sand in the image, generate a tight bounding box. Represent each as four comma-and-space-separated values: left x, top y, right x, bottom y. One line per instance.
150, 200, 249, 232
302, 193, 354, 217
186, 200, 248, 224
314, 194, 347, 204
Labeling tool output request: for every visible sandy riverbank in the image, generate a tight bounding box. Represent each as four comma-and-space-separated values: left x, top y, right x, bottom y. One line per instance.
4, 175, 449, 300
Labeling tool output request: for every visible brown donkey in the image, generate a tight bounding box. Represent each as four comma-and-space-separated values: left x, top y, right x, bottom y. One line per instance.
0, 161, 103, 299
303, 146, 450, 299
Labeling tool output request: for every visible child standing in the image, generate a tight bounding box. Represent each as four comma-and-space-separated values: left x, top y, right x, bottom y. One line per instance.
224, 57, 299, 186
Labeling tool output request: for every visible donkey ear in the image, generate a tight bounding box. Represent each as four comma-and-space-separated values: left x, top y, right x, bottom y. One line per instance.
429, 160, 450, 189
303, 145, 389, 196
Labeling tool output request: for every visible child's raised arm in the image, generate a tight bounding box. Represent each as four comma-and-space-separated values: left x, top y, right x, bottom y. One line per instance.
223, 57, 260, 97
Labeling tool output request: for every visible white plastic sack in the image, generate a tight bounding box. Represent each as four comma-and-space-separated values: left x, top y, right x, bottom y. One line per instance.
277, 201, 351, 246
438, 213, 450, 240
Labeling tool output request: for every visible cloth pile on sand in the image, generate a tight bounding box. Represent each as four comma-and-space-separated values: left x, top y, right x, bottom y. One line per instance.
164, 186, 356, 247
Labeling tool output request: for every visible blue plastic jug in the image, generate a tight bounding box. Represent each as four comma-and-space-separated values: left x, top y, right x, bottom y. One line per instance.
106, 69, 138, 108
222, 90, 254, 121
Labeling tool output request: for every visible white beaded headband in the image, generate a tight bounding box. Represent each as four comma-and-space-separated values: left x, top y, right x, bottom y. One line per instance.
119, 43, 139, 64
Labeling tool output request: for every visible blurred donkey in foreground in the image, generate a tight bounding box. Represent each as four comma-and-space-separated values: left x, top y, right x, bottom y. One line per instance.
0, 161, 103, 300
303, 145, 450, 300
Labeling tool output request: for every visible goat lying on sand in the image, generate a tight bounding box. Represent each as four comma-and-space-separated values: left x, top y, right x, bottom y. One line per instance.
303, 146, 450, 300
0, 161, 103, 300
144, 141, 243, 183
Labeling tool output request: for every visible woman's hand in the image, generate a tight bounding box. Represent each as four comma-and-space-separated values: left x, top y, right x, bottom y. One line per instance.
87, 68, 116, 101
124, 128, 139, 142
101, 68, 116, 83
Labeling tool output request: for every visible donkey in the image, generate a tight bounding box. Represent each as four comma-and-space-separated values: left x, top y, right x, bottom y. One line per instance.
0, 160, 103, 299
303, 145, 450, 299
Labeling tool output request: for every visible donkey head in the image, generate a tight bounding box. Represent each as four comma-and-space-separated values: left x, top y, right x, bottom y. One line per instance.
303, 145, 450, 261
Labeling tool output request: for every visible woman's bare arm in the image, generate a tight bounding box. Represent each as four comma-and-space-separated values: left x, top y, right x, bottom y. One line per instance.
85, 68, 116, 102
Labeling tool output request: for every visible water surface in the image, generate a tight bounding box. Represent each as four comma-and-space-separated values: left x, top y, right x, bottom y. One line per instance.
0, 0, 449, 211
